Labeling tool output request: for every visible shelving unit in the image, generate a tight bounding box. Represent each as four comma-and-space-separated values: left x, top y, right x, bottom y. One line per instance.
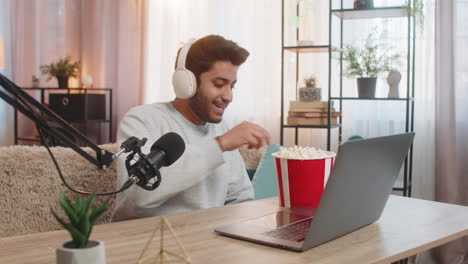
14, 87, 113, 146
280, 0, 416, 196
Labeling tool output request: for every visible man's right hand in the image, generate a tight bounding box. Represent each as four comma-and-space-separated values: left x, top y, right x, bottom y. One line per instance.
216, 121, 271, 152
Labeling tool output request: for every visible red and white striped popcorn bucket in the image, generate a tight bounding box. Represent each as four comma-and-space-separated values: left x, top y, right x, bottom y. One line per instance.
272, 153, 335, 208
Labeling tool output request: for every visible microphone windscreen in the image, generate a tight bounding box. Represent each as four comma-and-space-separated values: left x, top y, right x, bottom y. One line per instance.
151, 132, 186, 166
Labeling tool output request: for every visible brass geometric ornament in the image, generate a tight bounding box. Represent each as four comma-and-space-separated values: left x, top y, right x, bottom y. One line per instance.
136, 216, 192, 264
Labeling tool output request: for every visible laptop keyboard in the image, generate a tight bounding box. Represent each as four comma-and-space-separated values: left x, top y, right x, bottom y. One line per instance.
261, 218, 312, 242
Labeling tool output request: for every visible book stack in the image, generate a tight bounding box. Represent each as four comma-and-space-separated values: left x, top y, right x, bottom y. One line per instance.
287, 101, 340, 125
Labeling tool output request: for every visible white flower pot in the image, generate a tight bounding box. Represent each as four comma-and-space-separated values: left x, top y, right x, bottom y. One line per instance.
56, 240, 106, 264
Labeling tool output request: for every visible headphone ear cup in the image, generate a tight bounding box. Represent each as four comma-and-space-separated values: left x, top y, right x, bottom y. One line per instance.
172, 69, 197, 99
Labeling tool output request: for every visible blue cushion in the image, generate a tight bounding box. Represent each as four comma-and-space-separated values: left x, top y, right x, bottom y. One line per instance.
348, 135, 364, 141
251, 144, 281, 200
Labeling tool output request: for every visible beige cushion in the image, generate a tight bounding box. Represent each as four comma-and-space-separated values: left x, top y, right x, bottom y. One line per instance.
0, 144, 118, 238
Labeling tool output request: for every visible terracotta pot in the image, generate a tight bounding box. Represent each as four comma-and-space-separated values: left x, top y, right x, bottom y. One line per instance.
56, 240, 106, 264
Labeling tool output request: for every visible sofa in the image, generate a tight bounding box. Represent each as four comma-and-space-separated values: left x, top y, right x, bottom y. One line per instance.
0, 144, 265, 238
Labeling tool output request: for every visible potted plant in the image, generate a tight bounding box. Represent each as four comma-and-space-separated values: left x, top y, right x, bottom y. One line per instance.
339, 35, 400, 98
298, 75, 321, 101
52, 192, 109, 264
354, 0, 373, 9
40, 56, 80, 89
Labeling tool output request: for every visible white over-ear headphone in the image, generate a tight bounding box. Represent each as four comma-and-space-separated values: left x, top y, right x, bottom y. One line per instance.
172, 38, 197, 99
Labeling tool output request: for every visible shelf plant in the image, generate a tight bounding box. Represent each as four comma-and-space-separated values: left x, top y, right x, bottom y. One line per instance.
40, 56, 80, 89
304, 76, 317, 88
338, 34, 400, 98
52, 192, 108, 263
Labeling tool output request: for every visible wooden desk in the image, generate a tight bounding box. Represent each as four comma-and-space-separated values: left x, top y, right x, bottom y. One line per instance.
1, 195, 467, 264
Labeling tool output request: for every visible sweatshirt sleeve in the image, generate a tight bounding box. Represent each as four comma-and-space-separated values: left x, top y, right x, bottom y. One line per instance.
224, 150, 254, 205
115, 108, 225, 208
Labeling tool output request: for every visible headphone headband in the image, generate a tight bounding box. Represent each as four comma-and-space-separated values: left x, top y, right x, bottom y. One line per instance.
176, 38, 196, 70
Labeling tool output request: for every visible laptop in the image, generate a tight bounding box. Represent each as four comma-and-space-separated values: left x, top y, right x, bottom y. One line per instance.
215, 133, 415, 251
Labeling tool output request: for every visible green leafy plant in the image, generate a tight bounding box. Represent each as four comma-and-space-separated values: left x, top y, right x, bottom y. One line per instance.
51, 192, 109, 248
404, 0, 424, 30
40, 56, 80, 87
339, 34, 400, 78
303, 76, 317, 88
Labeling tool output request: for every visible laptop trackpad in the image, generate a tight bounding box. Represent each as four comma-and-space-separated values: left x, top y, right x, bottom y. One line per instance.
243, 206, 316, 229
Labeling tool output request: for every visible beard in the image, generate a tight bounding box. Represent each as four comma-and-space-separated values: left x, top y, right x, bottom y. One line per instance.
189, 92, 222, 124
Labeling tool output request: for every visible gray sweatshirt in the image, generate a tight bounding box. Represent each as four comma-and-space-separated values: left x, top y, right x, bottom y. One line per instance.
111, 102, 254, 221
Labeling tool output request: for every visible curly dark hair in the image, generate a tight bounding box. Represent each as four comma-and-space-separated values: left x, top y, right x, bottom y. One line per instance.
176, 35, 250, 85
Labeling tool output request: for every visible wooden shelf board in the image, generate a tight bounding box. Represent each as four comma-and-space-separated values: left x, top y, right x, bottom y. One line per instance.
331, 7, 409, 20
284, 45, 333, 53
329, 97, 413, 101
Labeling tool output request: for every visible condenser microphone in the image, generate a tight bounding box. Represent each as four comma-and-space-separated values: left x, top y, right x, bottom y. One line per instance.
126, 132, 185, 190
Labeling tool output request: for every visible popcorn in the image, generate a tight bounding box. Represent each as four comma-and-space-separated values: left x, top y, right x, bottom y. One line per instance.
273, 145, 335, 160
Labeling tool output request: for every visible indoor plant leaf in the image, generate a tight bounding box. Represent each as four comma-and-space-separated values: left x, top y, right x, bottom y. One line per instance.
52, 192, 109, 249
59, 192, 79, 225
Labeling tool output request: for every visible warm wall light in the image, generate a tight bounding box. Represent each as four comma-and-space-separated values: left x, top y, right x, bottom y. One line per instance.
0, 35, 5, 69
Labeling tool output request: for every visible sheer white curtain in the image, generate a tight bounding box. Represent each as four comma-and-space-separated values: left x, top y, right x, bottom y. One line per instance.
431, 0, 468, 262
144, 0, 282, 141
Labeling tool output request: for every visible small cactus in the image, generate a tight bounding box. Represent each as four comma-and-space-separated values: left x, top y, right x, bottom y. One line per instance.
304, 76, 316, 88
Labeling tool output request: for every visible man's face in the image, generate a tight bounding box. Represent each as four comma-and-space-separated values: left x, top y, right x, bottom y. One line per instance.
189, 61, 238, 123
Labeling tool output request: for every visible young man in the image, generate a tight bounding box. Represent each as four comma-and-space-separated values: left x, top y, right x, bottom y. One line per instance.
112, 35, 270, 221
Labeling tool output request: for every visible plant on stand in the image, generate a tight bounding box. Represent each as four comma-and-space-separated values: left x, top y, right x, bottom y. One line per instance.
339, 34, 400, 98
40, 56, 80, 89
52, 192, 109, 264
